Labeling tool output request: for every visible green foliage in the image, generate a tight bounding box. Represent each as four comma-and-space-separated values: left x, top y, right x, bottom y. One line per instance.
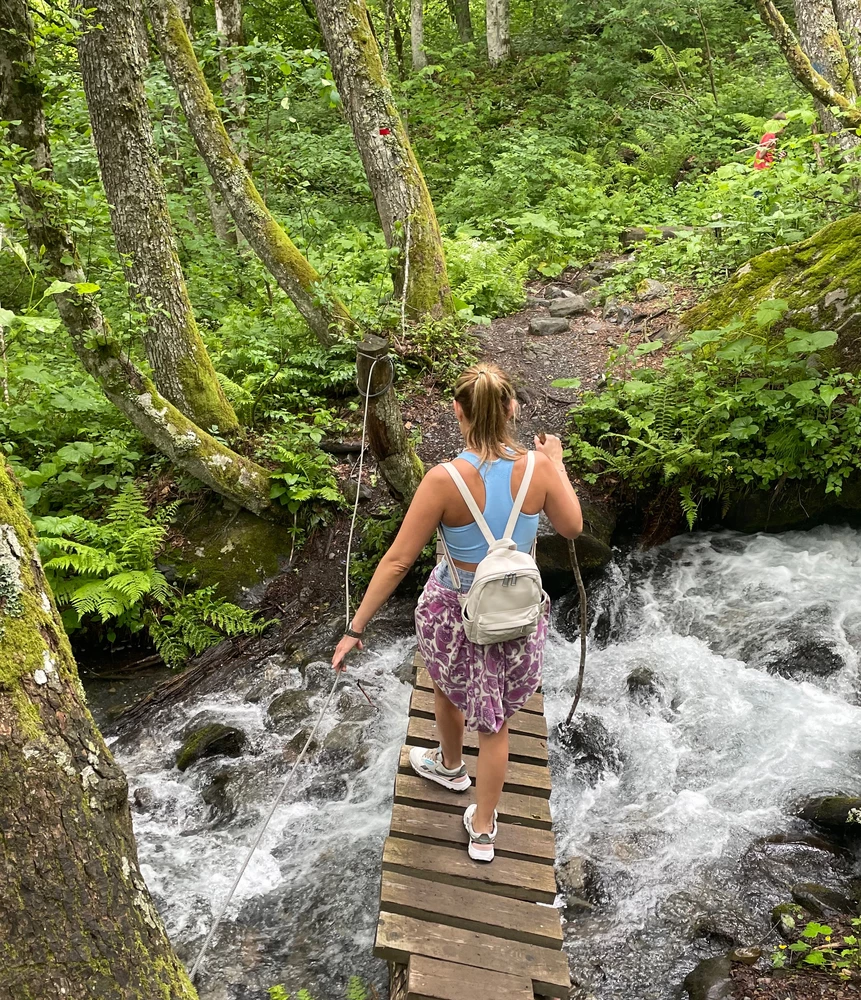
350, 506, 436, 597
267, 978, 368, 1000
772, 918, 861, 978
566, 302, 861, 524
36, 485, 267, 666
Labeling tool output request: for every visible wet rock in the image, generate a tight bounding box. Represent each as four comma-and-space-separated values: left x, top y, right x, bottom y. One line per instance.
683, 956, 733, 1000
133, 786, 155, 812
320, 722, 369, 770
548, 295, 590, 318
556, 713, 623, 781
535, 499, 616, 596
176, 723, 247, 771
799, 794, 861, 836
790, 882, 857, 920
728, 946, 761, 965
556, 855, 585, 894
338, 689, 376, 723
267, 688, 312, 731
772, 901, 808, 941
285, 728, 318, 759
765, 637, 844, 678
529, 316, 570, 336
626, 664, 662, 703
201, 768, 239, 825
636, 278, 669, 300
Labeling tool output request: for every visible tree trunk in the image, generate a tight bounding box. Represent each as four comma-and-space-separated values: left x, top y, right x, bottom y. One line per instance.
357, 336, 423, 501
312, 0, 453, 319
144, 0, 354, 345
486, 0, 510, 66
833, 0, 861, 92
753, 0, 861, 133
76, 0, 239, 435
0, 462, 198, 998
0, 0, 274, 517
793, 0, 859, 146
214, 0, 249, 168
411, 0, 428, 70
682, 213, 861, 370
447, 0, 474, 42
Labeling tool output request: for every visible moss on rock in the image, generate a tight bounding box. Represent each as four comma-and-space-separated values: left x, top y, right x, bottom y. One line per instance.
683, 214, 861, 369
175, 722, 247, 771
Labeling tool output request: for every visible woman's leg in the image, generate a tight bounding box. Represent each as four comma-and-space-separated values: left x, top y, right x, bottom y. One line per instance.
474, 722, 508, 835
433, 682, 465, 770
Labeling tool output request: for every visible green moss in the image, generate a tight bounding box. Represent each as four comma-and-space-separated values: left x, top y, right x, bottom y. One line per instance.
174, 355, 239, 436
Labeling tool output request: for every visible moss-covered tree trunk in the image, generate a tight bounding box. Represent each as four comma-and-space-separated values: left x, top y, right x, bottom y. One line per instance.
76, 0, 239, 435
312, 0, 453, 319
410, 0, 427, 69
446, 0, 474, 42
0, 461, 197, 997
145, 0, 354, 345
793, 0, 859, 147
486, 0, 510, 66
0, 0, 273, 515
833, 0, 861, 93
682, 213, 861, 369
754, 0, 861, 132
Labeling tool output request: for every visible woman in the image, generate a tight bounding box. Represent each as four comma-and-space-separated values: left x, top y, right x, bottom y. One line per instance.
331, 363, 582, 862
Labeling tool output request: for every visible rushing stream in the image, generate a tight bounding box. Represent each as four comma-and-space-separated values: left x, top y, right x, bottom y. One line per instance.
89, 525, 861, 999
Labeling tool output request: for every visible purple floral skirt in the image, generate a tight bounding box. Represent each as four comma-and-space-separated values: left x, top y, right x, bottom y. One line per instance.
414, 564, 548, 734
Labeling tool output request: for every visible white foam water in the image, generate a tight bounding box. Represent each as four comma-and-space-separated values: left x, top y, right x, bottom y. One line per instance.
543, 525, 861, 999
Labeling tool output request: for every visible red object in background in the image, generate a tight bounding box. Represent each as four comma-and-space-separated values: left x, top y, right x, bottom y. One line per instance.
379, 127, 391, 136
753, 132, 777, 170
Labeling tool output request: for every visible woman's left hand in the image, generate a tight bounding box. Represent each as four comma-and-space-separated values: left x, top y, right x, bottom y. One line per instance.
332, 634, 363, 671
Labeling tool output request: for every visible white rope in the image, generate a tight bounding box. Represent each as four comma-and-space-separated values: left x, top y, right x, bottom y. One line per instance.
190, 353, 381, 982
400, 217, 411, 341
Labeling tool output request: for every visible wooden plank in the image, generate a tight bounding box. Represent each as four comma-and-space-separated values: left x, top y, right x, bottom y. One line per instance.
375, 912, 571, 998
416, 666, 544, 715
407, 955, 534, 1000
389, 803, 555, 864
407, 716, 547, 766
398, 745, 551, 800
382, 837, 557, 904
394, 773, 552, 830
409, 689, 548, 740
381, 871, 562, 948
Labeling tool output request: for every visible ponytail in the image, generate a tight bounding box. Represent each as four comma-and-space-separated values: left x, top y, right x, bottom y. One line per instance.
453, 363, 524, 463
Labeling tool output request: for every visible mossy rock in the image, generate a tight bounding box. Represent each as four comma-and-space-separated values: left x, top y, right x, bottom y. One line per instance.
175, 722, 247, 771
799, 794, 861, 834
267, 688, 312, 731
771, 901, 809, 941
683, 214, 861, 370
721, 472, 861, 533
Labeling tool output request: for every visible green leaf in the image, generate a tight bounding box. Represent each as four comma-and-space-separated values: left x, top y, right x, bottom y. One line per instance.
819, 385, 844, 407
802, 951, 826, 966
0, 308, 15, 327
784, 379, 820, 399
754, 298, 789, 327
74, 282, 100, 295
550, 378, 582, 388
13, 315, 62, 332
635, 340, 663, 355
43, 279, 73, 296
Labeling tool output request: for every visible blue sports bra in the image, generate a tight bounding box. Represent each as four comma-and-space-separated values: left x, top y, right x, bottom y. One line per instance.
439, 451, 540, 563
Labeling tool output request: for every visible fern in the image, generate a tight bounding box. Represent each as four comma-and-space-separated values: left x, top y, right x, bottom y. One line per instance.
346, 978, 367, 1000
679, 485, 700, 530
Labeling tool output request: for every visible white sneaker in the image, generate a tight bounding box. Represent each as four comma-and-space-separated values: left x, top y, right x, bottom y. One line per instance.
409, 745, 471, 792
463, 803, 497, 862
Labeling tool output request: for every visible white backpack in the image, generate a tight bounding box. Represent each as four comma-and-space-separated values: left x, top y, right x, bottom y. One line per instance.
439, 450, 547, 645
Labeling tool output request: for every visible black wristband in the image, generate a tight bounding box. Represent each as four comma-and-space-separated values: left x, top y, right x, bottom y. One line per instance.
344, 626, 363, 639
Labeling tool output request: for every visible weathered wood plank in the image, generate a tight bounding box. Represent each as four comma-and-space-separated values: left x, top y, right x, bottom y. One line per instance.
393, 773, 552, 829
415, 665, 544, 715
406, 716, 548, 766
382, 837, 557, 904
381, 871, 562, 948
397, 745, 551, 800
409, 689, 548, 739
407, 955, 534, 1000
389, 803, 555, 863
374, 912, 571, 998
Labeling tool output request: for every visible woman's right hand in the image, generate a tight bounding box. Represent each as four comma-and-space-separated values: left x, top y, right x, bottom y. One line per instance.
535, 433, 565, 467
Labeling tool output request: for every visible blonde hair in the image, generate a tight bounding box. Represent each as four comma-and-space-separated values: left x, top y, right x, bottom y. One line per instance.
453, 363, 524, 463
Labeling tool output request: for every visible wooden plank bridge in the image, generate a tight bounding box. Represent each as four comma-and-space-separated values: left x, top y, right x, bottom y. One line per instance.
373, 650, 571, 999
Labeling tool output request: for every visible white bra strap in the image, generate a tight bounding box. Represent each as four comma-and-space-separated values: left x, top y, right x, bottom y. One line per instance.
442, 462, 497, 546
503, 451, 535, 540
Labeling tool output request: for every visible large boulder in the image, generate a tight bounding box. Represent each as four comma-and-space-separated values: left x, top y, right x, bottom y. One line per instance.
683, 956, 733, 1000
267, 688, 312, 731
722, 472, 861, 533
683, 214, 861, 370
799, 794, 861, 837
536, 497, 616, 595
175, 722, 247, 771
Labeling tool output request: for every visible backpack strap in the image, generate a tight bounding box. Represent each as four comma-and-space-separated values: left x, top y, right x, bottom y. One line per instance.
441, 462, 497, 546
503, 451, 535, 540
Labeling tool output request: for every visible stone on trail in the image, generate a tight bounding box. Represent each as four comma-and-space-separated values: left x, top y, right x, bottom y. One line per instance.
529, 316, 570, 336
548, 295, 590, 318
636, 277, 669, 300
545, 283, 578, 299
682, 955, 733, 1000
526, 294, 548, 308
602, 298, 634, 325
175, 722, 247, 771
